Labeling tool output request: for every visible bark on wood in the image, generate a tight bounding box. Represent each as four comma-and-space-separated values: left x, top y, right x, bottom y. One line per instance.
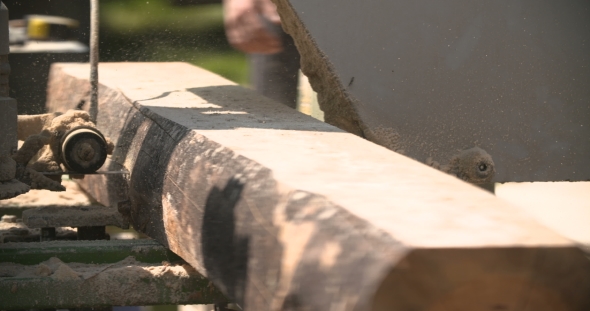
46, 62, 590, 311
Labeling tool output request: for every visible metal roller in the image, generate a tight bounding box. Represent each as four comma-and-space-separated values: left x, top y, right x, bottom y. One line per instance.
59, 126, 107, 174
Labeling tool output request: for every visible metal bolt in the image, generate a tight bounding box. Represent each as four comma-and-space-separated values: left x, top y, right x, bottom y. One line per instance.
478, 162, 488, 172
445, 147, 495, 184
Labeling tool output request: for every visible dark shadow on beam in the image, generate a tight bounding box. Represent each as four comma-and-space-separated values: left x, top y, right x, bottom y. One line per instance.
134, 85, 342, 132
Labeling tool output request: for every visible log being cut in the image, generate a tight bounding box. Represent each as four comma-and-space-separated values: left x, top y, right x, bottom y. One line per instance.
47, 63, 590, 311
272, 0, 590, 183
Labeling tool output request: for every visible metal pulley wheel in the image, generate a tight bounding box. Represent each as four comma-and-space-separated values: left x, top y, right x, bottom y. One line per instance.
60, 126, 107, 173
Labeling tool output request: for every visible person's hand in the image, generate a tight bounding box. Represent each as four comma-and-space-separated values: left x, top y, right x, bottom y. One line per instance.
223, 0, 283, 54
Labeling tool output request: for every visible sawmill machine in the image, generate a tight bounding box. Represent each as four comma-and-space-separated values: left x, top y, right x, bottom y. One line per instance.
0, 2, 231, 308
0, 0, 110, 201
1, 0, 589, 310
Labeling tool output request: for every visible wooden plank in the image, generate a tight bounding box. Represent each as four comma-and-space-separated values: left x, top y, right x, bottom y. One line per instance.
46, 62, 590, 311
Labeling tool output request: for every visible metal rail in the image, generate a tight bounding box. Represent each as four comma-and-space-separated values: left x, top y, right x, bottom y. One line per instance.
89, 0, 99, 123
0, 240, 226, 309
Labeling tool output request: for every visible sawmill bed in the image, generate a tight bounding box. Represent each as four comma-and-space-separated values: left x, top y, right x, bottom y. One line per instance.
43, 62, 590, 310
0, 177, 226, 309
0, 239, 226, 309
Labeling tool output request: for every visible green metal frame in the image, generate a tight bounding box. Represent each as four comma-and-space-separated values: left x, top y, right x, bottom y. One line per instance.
0, 239, 227, 309
0, 239, 182, 265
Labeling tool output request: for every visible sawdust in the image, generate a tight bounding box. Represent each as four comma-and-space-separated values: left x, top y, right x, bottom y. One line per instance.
0, 179, 31, 200
0, 218, 29, 231
364, 126, 405, 154
13, 131, 51, 166
1, 215, 16, 223
22, 205, 127, 229
52, 262, 82, 280
0, 256, 215, 304
0, 179, 92, 207
4, 257, 82, 279
1, 256, 195, 280
16, 166, 66, 191
272, 0, 366, 137
17, 113, 59, 141
34, 263, 52, 276
47, 110, 95, 136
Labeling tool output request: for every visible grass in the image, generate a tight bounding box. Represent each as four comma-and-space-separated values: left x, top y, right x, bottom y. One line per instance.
102, 0, 223, 33
99, 0, 249, 85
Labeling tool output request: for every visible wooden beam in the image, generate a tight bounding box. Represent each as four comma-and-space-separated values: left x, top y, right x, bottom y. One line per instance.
46, 62, 590, 311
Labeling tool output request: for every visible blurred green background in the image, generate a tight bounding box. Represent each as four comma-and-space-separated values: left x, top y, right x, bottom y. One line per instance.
100, 0, 248, 85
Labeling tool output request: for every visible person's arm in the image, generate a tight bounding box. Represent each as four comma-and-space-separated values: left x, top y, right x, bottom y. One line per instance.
223, 0, 283, 54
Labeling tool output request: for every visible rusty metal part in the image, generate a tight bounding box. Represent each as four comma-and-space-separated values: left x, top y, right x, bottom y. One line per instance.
22, 205, 128, 229
23, 204, 128, 243
117, 199, 131, 220
59, 126, 108, 174
39, 169, 129, 176
77, 226, 107, 240
13, 111, 116, 190
1, 215, 77, 243
0, 263, 223, 308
